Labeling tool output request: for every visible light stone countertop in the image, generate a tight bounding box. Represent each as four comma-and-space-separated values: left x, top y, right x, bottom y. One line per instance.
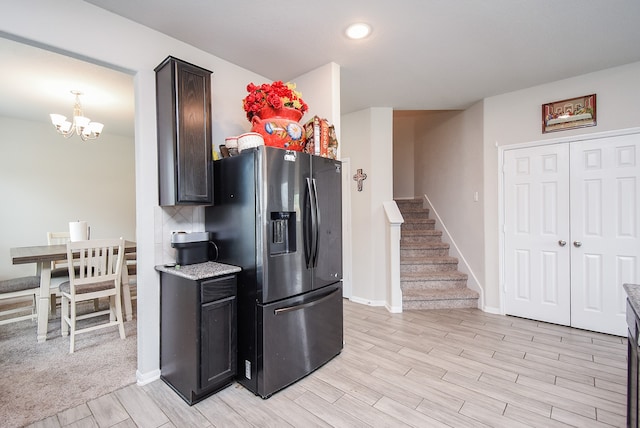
155, 261, 241, 281
624, 283, 640, 318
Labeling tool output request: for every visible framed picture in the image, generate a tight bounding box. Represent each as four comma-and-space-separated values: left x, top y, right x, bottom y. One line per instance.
542, 94, 596, 133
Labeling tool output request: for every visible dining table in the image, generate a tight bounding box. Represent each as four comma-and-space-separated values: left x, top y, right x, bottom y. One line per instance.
10, 240, 136, 343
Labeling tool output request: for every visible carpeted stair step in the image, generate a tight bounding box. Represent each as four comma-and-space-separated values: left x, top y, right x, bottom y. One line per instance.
395, 199, 424, 210
395, 198, 478, 311
401, 229, 442, 243
401, 218, 436, 230
400, 210, 430, 220
400, 256, 459, 273
402, 288, 479, 310
400, 242, 449, 257
401, 271, 468, 291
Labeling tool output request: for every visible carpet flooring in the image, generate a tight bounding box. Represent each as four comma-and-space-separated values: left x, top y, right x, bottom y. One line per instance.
0, 300, 137, 428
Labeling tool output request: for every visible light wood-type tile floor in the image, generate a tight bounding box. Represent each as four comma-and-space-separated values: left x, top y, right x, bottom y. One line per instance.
27, 300, 628, 427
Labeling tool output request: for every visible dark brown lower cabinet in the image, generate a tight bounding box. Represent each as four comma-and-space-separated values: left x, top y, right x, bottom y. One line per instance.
628, 299, 639, 427
160, 272, 236, 405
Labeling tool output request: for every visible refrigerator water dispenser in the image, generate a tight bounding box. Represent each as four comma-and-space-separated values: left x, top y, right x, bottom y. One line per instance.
270, 212, 296, 255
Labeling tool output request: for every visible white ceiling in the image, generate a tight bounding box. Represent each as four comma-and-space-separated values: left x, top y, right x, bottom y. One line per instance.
84, 0, 640, 113
2, 1, 639, 139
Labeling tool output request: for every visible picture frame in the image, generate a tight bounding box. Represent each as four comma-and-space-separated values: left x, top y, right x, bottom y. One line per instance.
542, 94, 596, 133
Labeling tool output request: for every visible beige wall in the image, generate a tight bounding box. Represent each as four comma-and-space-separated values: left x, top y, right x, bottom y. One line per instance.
0, 117, 135, 280
483, 61, 640, 311
342, 107, 394, 304
392, 113, 416, 199
413, 106, 485, 300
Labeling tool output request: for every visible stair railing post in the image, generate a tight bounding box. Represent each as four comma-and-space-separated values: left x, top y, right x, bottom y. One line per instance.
384, 201, 404, 313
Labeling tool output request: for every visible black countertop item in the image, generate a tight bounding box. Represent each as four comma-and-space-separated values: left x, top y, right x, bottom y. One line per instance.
155, 261, 241, 281
624, 283, 640, 315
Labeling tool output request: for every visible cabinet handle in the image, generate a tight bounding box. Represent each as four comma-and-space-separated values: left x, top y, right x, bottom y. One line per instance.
558, 240, 567, 247
573, 241, 582, 247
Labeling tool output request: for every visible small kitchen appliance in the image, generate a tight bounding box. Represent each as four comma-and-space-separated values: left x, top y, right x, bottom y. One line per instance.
171, 231, 215, 265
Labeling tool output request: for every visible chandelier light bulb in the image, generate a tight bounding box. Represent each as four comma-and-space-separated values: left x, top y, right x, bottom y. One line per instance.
50, 90, 104, 141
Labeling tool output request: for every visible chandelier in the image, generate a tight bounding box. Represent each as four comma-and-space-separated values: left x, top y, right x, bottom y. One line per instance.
50, 90, 104, 141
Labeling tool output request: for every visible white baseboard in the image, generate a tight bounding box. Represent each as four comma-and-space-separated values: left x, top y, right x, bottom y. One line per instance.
349, 296, 387, 307
482, 305, 501, 315
385, 303, 403, 313
136, 368, 161, 386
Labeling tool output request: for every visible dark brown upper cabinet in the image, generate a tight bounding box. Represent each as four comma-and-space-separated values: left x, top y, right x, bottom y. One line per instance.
156, 56, 213, 206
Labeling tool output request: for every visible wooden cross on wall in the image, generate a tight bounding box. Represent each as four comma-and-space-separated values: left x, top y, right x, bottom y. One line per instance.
353, 168, 367, 192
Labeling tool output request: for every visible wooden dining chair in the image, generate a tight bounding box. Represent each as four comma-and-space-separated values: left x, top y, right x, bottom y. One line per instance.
60, 237, 126, 353
47, 230, 99, 314
0, 276, 40, 325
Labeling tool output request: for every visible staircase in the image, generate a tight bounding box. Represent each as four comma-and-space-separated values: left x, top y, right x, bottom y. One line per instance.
396, 199, 479, 310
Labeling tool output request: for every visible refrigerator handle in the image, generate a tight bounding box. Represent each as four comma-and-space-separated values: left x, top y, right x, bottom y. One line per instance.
304, 178, 314, 268
311, 178, 320, 267
273, 287, 337, 315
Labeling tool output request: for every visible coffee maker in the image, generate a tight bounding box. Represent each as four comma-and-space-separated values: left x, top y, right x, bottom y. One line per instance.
170, 231, 217, 265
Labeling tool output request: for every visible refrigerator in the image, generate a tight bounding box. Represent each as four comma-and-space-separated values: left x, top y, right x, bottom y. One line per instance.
205, 146, 343, 398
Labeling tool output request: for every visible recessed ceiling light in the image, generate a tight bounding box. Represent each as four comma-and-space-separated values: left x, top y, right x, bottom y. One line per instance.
345, 23, 371, 40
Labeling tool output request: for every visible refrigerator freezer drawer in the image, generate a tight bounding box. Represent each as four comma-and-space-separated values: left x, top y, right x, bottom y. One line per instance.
255, 283, 343, 398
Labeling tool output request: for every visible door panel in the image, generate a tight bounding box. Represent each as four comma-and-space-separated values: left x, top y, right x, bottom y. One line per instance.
260, 147, 312, 303
257, 284, 343, 397
504, 144, 571, 325
570, 135, 640, 336
312, 156, 343, 289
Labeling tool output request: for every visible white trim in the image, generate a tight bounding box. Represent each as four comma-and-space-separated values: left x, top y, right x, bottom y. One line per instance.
421, 194, 485, 309
497, 144, 506, 315
349, 296, 387, 307
497, 127, 640, 315
136, 368, 161, 386
501, 127, 640, 152
341, 157, 353, 299
483, 305, 502, 315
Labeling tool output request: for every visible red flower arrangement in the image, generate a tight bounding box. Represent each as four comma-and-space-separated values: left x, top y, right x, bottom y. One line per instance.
242, 81, 308, 121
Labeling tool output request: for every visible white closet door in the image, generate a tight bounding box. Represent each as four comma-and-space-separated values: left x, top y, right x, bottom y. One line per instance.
570, 135, 640, 336
504, 144, 571, 325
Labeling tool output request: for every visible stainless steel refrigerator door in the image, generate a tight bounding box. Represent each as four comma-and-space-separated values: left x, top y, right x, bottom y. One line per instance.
258, 147, 313, 303
311, 156, 343, 289
257, 283, 343, 398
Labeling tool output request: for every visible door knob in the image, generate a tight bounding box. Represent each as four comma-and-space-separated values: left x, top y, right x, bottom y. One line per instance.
558, 240, 567, 247
573, 241, 582, 247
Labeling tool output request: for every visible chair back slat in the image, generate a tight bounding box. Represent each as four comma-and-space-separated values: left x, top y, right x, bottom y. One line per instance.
66, 238, 124, 295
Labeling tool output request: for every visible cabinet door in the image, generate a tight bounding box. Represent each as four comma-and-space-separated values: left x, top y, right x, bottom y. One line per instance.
200, 295, 236, 390
629, 330, 639, 428
156, 56, 213, 206
175, 60, 212, 204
